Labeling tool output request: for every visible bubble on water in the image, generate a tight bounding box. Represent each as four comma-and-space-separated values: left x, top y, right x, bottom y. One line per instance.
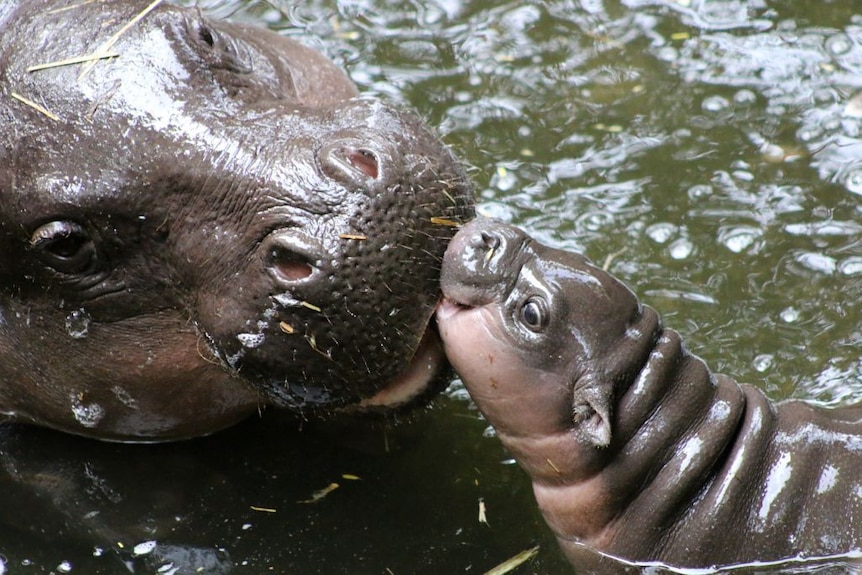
780, 307, 800, 323
0, 555, 5, 575
753, 354, 774, 373
732, 169, 754, 182
733, 89, 757, 106
490, 163, 518, 192
56, 561, 72, 574
645, 222, 677, 244
843, 165, 862, 195
133, 541, 157, 557
92, 547, 103, 558
65, 308, 91, 339
687, 184, 712, 200
578, 210, 614, 232
796, 124, 824, 143
796, 252, 836, 275
475, 201, 514, 221
702, 95, 730, 113
669, 238, 694, 260
839, 257, 862, 276
656, 46, 678, 62
825, 33, 853, 56
482, 425, 497, 438
718, 226, 762, 253
844, 92, 862, 118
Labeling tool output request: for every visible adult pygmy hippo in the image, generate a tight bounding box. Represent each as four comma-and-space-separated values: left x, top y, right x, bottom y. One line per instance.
0, 0, 473, 441
437, 218, 861, 570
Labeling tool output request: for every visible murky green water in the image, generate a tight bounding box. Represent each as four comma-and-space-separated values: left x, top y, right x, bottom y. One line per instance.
1, 0, 860, 573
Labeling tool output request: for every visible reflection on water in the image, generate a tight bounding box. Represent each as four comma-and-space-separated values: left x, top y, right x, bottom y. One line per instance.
1, 0, 860, 573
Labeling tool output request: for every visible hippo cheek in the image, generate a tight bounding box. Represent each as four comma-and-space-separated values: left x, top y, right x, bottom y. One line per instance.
436, 300, 573, 438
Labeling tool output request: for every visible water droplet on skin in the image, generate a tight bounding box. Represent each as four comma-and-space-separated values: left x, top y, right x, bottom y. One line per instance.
237, 333, 265, 349
70, 393, 104, 428
65, 308, 91, 339
133, 541, 157, 557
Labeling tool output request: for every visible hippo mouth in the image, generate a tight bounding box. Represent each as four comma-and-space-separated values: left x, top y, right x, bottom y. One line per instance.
253, 315, 452, 415
346, 320, 450, 413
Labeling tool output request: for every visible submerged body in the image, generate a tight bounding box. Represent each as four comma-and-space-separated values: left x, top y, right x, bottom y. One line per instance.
0, 0, 473, 441
437, 218, 861, 569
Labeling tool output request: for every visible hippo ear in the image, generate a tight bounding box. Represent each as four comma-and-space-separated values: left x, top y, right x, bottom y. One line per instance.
571, 383, 613, 448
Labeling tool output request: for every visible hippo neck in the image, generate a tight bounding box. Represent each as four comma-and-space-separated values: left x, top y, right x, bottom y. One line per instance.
533, 309, 756, 554
601, 324, 748, 544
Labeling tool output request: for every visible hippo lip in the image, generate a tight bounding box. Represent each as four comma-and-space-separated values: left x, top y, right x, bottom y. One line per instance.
435, 297, 473, 320
345, 319, 449, 413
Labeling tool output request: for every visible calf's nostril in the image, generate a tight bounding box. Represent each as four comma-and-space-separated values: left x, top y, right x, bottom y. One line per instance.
477, 230, 501, 251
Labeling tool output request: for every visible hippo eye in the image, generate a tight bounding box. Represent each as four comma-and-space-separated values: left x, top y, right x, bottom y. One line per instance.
29, 221, 97, 274
519, 297, 548, 332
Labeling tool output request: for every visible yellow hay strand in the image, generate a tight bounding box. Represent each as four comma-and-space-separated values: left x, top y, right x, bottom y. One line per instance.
10, 92, 59, 121
27, 51, 120, 72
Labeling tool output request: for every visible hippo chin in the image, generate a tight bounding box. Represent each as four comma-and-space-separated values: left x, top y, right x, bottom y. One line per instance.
0, 0, 473, 441
437, 219, 861, 570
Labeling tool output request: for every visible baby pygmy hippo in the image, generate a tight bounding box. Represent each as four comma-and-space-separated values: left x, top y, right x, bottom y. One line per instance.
437, 218, 862, 570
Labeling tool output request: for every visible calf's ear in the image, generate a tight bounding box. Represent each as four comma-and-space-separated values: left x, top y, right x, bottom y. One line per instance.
571, 380, 613, 448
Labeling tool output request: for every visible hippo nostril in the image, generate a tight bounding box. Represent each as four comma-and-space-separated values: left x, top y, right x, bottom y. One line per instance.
263, 231, 326, 285
267, 246, 315, 282
477, 231, 501, 251
319, 142, 383, 188
347, 149, 379, 179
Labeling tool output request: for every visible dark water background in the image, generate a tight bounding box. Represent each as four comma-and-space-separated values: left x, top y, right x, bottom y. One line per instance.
1, 0, 860, 573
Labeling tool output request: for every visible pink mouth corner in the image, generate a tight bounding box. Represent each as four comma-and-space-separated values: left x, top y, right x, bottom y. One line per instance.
435, 297, 473, 323
351, 320, 448, 410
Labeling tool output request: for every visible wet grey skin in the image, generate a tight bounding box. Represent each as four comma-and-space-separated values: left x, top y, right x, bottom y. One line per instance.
0, 0, 474, 441
437, 218, 862, 570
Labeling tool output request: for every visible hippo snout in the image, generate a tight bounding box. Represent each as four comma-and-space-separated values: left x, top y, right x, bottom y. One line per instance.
441, 218, 532, 307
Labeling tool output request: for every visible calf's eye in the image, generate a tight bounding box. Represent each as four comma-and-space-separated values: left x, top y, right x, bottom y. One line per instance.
519, 297, 548, 331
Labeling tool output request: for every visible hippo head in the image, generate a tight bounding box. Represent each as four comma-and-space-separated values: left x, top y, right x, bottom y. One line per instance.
0, 0, 473, 440
438, 219, 649, 455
